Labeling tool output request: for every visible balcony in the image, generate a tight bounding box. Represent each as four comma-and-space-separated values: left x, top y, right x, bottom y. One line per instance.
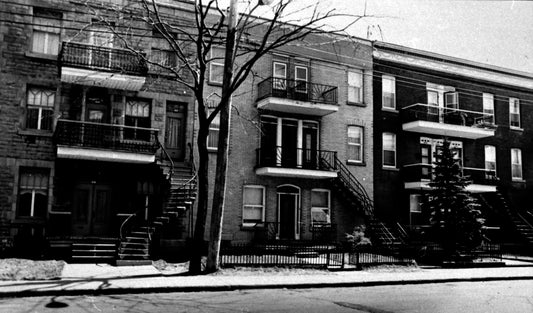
59, 42, 148, 91
401, 104, 495, 139
402, 163, 498, 193
256, 77, 339, 116
255, 147, 338, 179
54, 119, 159, 164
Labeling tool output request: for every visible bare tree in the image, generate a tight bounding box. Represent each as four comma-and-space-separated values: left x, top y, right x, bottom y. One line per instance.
86, 0, 366, 273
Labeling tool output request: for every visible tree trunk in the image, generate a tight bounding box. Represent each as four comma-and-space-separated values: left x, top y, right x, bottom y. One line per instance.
206, 0, 237, 272
189, 126, 209, 274
206, 97, 231, 272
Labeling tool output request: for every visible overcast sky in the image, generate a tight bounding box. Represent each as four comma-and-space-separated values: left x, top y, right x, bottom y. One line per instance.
315, 0, 533, 73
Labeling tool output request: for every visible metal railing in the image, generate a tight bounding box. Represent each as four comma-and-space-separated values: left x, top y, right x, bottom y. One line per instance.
257, 77, 338, 105
321, 155, 374, 217
402, 163, 498, 185
256, 147, 337, 171
401, 103, 495, 128
59, 42, 148, 75
54, 119, 159, 154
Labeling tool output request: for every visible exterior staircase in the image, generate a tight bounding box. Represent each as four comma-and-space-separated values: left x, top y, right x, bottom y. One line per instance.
116, 145, 197, 266
481, 192, 533, 247
71, 238, 118, 263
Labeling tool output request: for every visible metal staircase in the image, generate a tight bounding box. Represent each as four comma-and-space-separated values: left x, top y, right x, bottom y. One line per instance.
116, 143, 197, 266
481, 192, 533, 247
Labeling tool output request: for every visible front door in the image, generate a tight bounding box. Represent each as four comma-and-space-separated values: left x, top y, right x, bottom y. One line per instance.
72, 183, 112, 236
165, 102, 187, 160
281, 120, 298, 168
302, 122, 318, 169
277, 186, 300, 240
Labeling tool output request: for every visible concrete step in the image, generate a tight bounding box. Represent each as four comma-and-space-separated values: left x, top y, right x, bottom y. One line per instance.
116, 259, 152, 266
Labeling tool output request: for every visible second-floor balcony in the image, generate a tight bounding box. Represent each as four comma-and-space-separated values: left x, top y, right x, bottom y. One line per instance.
402, 163, 498, 193
255, 147, 338, 179
54, 119, 159, 164
401, 104, 495, 139
256, 77, 339, 116
59, 42, 148, 91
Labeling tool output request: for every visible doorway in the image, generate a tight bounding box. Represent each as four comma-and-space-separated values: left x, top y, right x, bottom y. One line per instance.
165, 102, 187, 160
277, 185, 300, 240
72, 183, 112, 236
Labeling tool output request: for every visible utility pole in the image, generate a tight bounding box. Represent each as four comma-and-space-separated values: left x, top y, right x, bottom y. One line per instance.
206, 0, 238, 272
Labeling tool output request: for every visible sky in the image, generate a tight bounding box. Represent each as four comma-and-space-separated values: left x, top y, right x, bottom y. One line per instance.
312, 0, 533, 73
235, 0, 533, 73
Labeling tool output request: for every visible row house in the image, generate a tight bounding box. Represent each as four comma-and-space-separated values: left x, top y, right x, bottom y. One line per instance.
0, 0, 197, 262
0, 0, 376, 262
215, 36, 375, 244
372, 42, 533, 245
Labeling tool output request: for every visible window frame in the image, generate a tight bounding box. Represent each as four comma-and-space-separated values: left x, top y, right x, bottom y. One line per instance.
31, 8, 61, 55
17, 167, 50, 218
26, 87, 56, 131
347, 125, 364, 164
482, 93, 495, 125
382, 132, 397, 168
484, 145, 497, 178
347, 70, 363, 104
511, 148, 523, 181
242, 185, 266, 227
382, 75, 396, 110
509, 98, 521, 129
209, 48, 224, 85
310, 189, 331, 226
207, 105, 220, 150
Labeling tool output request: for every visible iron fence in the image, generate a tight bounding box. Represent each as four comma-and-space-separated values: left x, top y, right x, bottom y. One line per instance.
256, 147, 337, 171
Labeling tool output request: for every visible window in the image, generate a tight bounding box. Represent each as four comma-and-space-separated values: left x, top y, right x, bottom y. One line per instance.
484, 145, 497, 179
26, 87, 55, 131
382, 132, 396, 167
273, 62, 287, 90
382, 75, 396, 109
209, 48, 224, 84
31, 9, 60, 55
149, 48, 177, 72
347, 126, 363, 163
242, 185, 265, 226
125, 98, 151, 140
311, 189, 330, 226
294, 66, 308, 94
18, 168, 49, 218
444, 92, 459, 109
409, 194, 422, 213
207, 105, 220, 149
482, 93, 495, 125
420, 145, 431, 179
348, 70, 363, 103
509, 98, 520, 128
511, 148, 523, 180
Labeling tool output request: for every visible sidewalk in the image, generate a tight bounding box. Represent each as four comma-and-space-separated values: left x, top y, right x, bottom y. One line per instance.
1, 260, 533, 298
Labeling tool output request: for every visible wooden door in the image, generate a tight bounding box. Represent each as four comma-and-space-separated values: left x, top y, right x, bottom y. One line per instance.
278, 193, 297, 240
165, 102, 187, 160
72, 183, 112, 236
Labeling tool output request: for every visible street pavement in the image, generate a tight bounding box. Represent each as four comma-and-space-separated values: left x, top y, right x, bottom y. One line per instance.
0, 258, 532, 298
1, 280, 532, 312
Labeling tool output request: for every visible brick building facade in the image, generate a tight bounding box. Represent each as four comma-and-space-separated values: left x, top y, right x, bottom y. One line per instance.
372, 42, 533, 245
0, 0, 375, 261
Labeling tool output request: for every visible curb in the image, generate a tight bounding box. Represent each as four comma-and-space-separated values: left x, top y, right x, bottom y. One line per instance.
2, 275, 533, 298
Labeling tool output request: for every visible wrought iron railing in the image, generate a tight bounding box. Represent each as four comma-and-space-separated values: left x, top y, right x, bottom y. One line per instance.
402, 163, 498, 185
401, 103, 495, 128
54, 119, 159, 153
320, 155, 374, 217
257, 77, 338, 105
59, 42, 148, 75
256, 147, 337, 171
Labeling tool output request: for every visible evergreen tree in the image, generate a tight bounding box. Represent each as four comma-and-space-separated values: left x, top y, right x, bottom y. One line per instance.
425, 139, 485, 258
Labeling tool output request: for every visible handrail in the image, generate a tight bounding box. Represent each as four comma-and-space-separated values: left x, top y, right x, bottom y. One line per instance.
57, 119, 159, 132
402, 103, 493, 117
319, 154, 374, 217
119, 213, 136, 239
157, 137, 174, 181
